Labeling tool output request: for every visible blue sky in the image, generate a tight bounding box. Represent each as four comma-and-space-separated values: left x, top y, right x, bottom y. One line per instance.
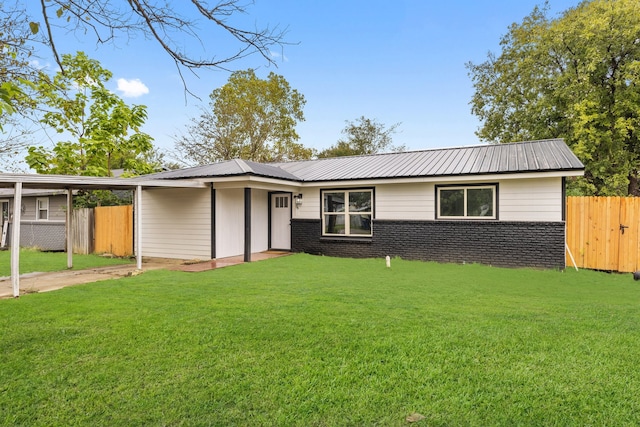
27, 0, 582, 160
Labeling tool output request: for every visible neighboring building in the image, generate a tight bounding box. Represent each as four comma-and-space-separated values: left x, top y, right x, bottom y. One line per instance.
140, 139, 584, 269
0, 189, 67, 250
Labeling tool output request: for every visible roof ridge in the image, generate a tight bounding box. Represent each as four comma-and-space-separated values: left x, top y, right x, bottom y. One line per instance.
233, 158, 251, 173
270, 139, 566, 165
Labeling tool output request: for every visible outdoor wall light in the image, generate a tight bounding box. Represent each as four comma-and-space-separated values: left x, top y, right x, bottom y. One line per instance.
294, 194, 303, 207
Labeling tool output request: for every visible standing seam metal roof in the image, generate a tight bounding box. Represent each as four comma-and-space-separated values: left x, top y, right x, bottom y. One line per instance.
149, 139, 584, 182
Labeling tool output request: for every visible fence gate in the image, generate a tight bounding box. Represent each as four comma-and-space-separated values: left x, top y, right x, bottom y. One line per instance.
566, 197, 640, 272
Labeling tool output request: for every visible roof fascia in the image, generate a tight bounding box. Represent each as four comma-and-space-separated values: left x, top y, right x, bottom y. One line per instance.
203, 175, 301, 187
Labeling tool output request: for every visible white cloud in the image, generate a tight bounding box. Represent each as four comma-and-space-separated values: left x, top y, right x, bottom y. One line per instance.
117, 78, 149, 98
270, 50, 289, 62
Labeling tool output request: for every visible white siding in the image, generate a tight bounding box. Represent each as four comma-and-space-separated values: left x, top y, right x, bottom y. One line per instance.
499, 177, 563, 221
251, 189, 269, 253
216, 188, 244, 258
142, 187, 211, 260
376, 183, 434, 220
297, 177, 563, 222
292, 188, 320, 219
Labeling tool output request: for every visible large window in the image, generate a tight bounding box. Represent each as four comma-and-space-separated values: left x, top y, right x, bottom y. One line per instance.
36, 197, 49, 220
322, 189, 373, 236
437, 185, 496, 219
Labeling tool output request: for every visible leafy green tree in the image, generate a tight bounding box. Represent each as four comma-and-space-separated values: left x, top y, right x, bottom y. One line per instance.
0, 4, 39, 166
175, 69, 311, 164
26, 52, 157, 177
467, 0, 640, 195
318, 116, 403, 158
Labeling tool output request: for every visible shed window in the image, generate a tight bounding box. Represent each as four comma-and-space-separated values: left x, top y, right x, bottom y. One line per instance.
36, 197, 49, 220
437, 185, 496, 219
322, 189, 373, 236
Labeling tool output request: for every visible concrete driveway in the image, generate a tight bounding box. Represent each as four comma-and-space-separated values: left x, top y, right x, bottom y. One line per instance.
0, 252, 290, 299
0, 262, 173, 299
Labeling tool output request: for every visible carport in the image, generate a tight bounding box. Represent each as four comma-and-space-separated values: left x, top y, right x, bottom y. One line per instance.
0, 173, 206, 297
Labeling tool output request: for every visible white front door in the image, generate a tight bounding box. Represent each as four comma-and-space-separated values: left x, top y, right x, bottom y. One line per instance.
270, 193, 291, 250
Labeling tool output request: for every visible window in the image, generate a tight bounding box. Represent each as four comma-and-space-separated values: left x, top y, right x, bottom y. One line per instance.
437, 185, 496, 219
275, 195, 288, 208
322, 189, 373, 236
36, 197, 49, 220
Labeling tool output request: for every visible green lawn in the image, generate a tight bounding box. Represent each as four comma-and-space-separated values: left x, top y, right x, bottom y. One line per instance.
1, 254, 639, 426
0, 248, 133, 277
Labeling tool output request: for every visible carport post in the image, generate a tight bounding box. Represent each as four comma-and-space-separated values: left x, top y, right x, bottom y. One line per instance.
66, 188, 73, 269
135, 185, 142, 270
11, 182, 23, 297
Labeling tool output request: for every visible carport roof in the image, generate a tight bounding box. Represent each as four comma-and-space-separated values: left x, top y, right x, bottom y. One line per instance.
0, 173, 207, 190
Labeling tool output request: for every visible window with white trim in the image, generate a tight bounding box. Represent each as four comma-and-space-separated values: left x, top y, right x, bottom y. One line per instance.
437, 185, 496, 219
322, 189, 373, 236
36, 197, 49, 220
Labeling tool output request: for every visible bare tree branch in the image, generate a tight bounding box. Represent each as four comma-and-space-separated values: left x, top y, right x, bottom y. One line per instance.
36, 0, 290, 76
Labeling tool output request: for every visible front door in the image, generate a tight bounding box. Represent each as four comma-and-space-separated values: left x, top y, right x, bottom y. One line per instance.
270, 193, 291, 250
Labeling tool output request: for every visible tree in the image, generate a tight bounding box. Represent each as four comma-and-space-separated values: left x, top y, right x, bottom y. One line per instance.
175, 69, 311, 164
318, 116, 403, 158
0, 4, 39, 165
28, 1, 288, 77
25, 51, 158, 177
467, 0, 640, 196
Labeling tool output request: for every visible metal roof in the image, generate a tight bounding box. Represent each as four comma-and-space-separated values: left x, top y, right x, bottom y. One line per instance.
0, 188, 68, 197
151, 139, 583, 183
148, 159, 300, 181
274, 139, 584, 182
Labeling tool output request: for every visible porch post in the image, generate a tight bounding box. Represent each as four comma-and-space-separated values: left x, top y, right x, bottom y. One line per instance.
211, 186, 216, 259
135, 185, 142, 270
244, 187, 251, 262
66, 188, 73, 269
10, 182, 23, 297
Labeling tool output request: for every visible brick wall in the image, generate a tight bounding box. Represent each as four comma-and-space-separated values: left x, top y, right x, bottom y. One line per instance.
292, 219, 565, 269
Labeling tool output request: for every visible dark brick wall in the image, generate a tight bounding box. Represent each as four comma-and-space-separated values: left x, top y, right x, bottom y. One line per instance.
292, 219, 565, 269
6, 222, 66, 251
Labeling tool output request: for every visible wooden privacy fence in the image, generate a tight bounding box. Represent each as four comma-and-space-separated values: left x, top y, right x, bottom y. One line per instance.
72, 205, 133, 257
71, 208, 94, 255
94, 205, 133, 257
566, 197, 640, 272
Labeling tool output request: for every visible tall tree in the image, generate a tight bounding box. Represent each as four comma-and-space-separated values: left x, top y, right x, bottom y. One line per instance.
175, 69, 311, 164
467, 0, 640, 196
28, 1, 287, 77
318, 116, 403, 158
25, 52, 158, 177
0, 4, 39, 168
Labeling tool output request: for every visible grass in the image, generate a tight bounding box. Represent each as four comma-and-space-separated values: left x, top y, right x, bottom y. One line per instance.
1, 254, 639, 426
0, 248, 133, 277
